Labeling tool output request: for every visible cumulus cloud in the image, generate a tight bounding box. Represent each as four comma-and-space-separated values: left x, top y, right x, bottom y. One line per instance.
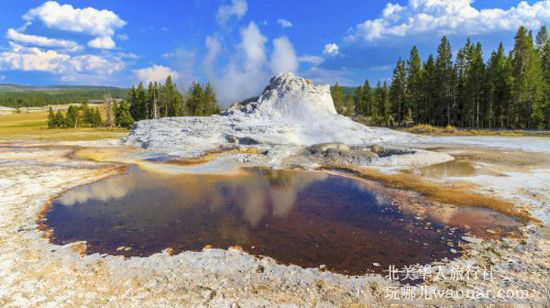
277, 18, 293, 28
133, 65, 179, 84
323, 43, 339, 56
298, 55, 325, 66
23, 1, 126, 37
204, 22, 270, 106
271, 37, 298, 74
163, 48, 196, 88
87, 36, 116, 49
116, 33, 129, 41
6, 28, 82, 52
0, 43, 125, 81
23, 1, 125, 49
346, 0, 550, 42
217, 0, 248, 23
204, 22, 302, 107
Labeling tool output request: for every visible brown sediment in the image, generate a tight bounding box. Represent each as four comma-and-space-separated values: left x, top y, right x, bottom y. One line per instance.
428, 146, 550, 170
163, 158, 210, 166
201, 146, 265, 158
320, 164, 534, 223
70, 242, 88, 256
71, 147, 142, 163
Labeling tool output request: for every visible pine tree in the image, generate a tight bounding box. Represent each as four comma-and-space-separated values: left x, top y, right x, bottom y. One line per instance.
204, 82, 220, 115
47, 107, 56, 128
163, 76, 179, 117
92, 108, 103, 127
115, 100, 134, 128
390, 58, 408, 126
146, 82, 155, 119
343, 94, 354, 117
435, 36, 454, 126
511, 26, 544, 128
65, 105, 79, 129
406, 46, 422, 124
469, 42, 485, 127
485, 43, 513, 128
82, 103, 94, 126
421, 55, 436, 125
354, 86, 364, 115
535, 25, 550, 129
54, 110, 66, 128
454, 46, 467, 127
331, 82, 345, 115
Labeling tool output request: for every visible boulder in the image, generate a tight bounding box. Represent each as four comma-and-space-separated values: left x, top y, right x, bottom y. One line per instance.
307, 143, 350, 154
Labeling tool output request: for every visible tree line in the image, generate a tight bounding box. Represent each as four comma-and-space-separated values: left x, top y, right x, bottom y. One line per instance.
332, 25, 549, 129
47, 104, 103, 128
46, 76, 222, 129
1, 87, 127, 108
126, 76, 220, 123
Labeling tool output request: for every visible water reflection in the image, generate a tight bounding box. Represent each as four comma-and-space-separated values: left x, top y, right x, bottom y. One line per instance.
45, 166, 464, 275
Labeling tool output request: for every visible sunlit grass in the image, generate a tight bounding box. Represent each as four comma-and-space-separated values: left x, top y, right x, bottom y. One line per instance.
0, 110, 129, 141
404, 124, 549, 137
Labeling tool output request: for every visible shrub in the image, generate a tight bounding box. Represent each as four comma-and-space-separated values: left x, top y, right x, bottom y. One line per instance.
408, 124, 437, 134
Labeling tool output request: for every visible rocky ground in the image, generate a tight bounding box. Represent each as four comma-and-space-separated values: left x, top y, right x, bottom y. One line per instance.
0, 74, 548, 306
0, 140, 548, 306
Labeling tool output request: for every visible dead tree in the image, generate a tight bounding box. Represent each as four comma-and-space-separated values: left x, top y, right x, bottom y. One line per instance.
104, 94, 114, 128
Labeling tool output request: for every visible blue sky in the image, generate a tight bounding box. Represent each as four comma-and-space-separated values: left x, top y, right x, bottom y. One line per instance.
0, 0, 548, 104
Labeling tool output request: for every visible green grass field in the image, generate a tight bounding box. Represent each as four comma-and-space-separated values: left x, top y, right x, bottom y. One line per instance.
0, 110, 129, 141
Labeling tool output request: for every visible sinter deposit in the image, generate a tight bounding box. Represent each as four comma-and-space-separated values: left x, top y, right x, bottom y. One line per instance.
125, 73, 450, 166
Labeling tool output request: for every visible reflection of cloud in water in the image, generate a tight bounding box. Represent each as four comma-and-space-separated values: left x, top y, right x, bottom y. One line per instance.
59, 175, 136, 205
171, 169, 328, 227
236, 170, 328, 226
58, 167, 329, 227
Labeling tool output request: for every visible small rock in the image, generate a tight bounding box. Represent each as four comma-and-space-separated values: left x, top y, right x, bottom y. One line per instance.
370, 145, 384, 154
164, 247, 175, 256
307, 142, 350, 154
256, 265, 265, 273
462, 236, 482, 244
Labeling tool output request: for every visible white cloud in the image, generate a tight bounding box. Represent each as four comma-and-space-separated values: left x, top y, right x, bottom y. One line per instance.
303, 66, 355, 86
23, 1, 126, 37
346, 0, 550, 42
0, 43, 125, 81
217, 0, 248, 23
0, 43, 70, 72
370, 64, 393, 72
87, 36, 116, 49
204, 22, 270, 106
6, 28, 82, 52
163, 48, 196, 88
133, 65, 179, 84
323, 43, 339, 56
277, 19, 293, 28
271, 37, 298, 74
298, 55, 325, 66
116, 33, 129, 41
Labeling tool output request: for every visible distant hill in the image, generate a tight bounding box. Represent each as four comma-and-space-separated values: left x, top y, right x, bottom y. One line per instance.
0, 84, 129, 107
0, 84, 128, 93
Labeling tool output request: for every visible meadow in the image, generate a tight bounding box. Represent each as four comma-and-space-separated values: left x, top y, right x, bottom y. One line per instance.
0, 107, 128, 141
